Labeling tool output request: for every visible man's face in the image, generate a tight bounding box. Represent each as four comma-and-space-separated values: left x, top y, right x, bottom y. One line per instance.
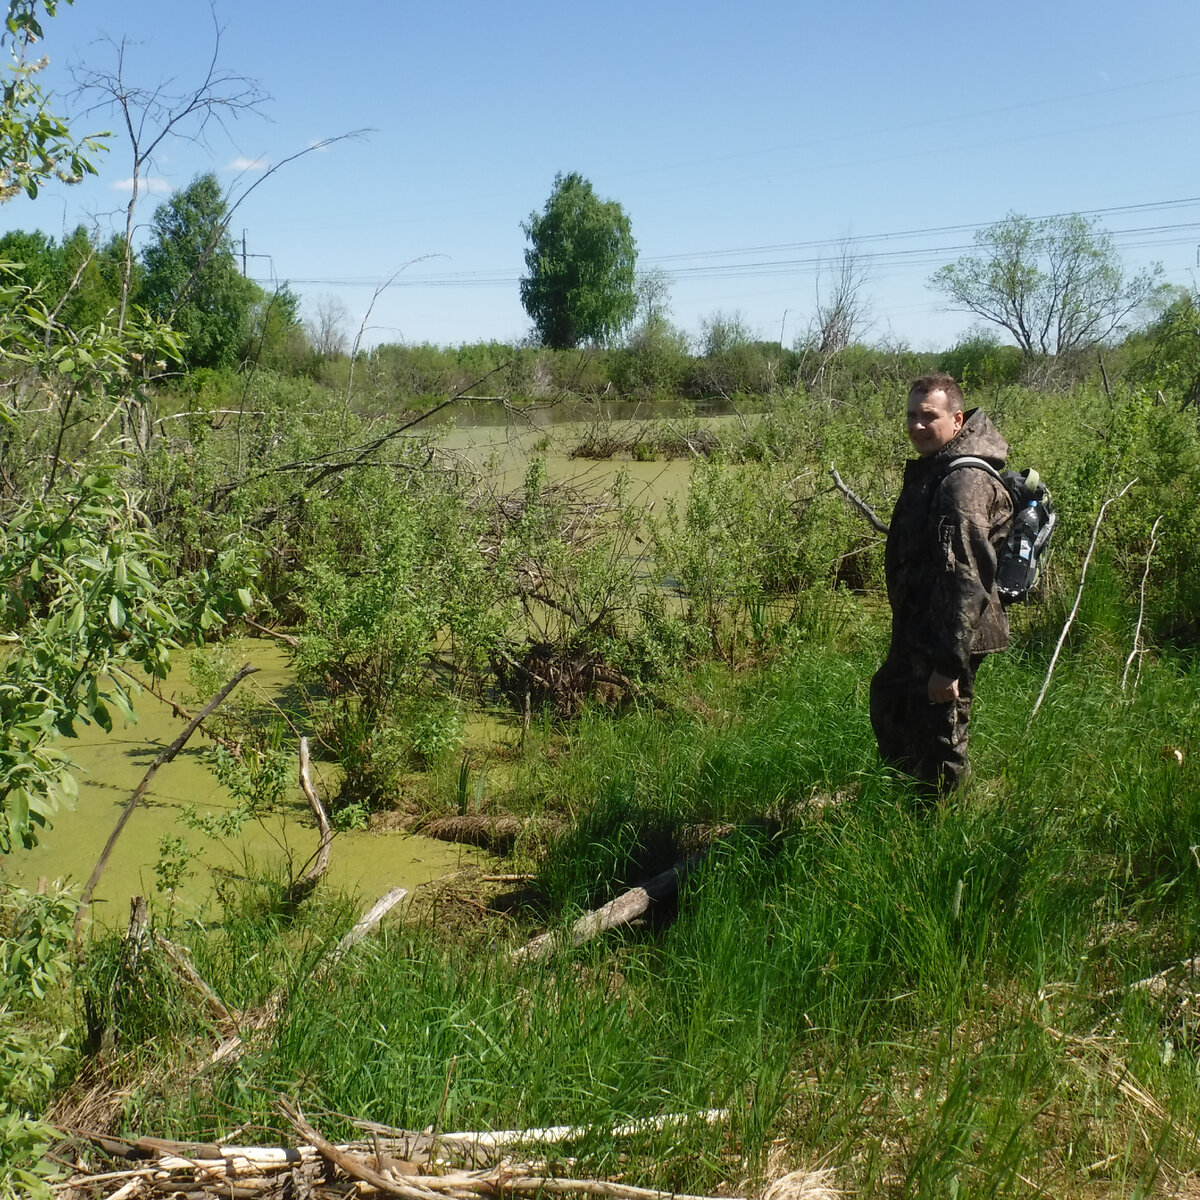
906, 389, 964, 457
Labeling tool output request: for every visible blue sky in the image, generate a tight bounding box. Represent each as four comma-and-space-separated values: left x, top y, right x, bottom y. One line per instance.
4, 0, 1199, 350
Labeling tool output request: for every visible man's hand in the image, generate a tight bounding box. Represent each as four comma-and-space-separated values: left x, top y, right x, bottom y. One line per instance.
928, 671, 960, 703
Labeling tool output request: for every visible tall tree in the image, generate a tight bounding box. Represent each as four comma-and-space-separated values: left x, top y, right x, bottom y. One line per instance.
520, 172, 637, 350
138, 172, 260, 370
930, 213, 1163, 358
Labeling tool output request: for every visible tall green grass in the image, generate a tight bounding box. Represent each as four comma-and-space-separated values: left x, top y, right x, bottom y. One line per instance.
90, 634, 1200, 1196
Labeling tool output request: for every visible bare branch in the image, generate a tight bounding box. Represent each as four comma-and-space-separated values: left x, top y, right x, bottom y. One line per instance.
829, 465, 890, 535
1121, 514, 1161, 692
1030, 478, 1137, 724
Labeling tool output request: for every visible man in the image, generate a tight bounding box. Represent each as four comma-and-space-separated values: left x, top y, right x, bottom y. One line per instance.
870, 373, 1011, 794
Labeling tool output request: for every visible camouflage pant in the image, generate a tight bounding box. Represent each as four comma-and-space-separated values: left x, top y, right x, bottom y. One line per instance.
869, 649, 985, 794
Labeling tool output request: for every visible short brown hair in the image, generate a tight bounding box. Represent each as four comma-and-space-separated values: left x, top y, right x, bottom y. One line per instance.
909, 372, 964, 412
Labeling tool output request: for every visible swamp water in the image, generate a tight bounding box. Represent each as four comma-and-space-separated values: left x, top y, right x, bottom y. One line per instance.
2, 641, 486, 926
4, 406, 742, 924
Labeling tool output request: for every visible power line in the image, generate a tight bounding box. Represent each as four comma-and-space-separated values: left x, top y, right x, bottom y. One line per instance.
269, 210, 1200, 291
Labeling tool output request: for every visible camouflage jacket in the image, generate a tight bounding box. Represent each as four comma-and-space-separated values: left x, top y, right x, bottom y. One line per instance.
884, 408, 1012, 677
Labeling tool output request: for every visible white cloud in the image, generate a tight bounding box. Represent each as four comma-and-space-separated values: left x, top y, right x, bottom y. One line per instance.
111, 176, 172, 195
227, 155, 269, 171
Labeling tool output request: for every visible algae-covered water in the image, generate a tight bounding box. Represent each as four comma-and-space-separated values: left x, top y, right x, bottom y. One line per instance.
4, 409, 730, 925
1, 640, 485, 926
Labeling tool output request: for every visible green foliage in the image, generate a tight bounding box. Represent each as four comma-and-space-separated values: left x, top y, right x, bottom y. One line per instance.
1, 0, 106, 203
611, 312, 692, 398
520, 172, 637, 350
0, 226, 130, 327
294, 445, 511, 806
1132, 286, 1200, 409
138, 172, 263, 370
0, 883, 75, 1200
0, 473, 253, 850
0, 882, 74, 1002
931, 211, 1164, 358
0, 250, 258, 851
937, 329, 1022, 390
690, 311, 783, 397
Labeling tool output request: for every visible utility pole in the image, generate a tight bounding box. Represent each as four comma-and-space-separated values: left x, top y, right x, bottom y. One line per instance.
238, 230, 272, 278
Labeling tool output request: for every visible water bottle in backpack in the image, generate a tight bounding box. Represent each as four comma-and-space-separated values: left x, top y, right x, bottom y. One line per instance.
942, 460, 1057, 605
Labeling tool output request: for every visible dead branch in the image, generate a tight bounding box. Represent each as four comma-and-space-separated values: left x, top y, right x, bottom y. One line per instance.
1126, 956, 1200, 1001
432, 1110, 728, 1155
1121, 514, 1161, 692
1029, 478, 1136, 723
828, 466, 890, 535
280, 1099, 431, 1199
75, 663, 259, 940
318, 885, 409, 977
62, 1109, 739, 1199
241, 616, 300, 647
211, 885, 408, 1065
150, 931, 236, 1028
288, 736, 332, 901
513, 851, 708, 963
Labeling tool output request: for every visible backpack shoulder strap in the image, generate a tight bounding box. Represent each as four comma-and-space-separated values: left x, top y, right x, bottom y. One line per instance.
935, 456, 1013, 515
940, 455, 1004, 485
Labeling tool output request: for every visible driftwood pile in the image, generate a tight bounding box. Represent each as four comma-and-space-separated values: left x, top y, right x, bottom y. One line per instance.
56, 1105, 740, 1200
569, 427, 720, 461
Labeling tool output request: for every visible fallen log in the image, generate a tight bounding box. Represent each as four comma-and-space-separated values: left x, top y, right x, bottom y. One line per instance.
512, 851, 708, 963
212, 885, 409, 1065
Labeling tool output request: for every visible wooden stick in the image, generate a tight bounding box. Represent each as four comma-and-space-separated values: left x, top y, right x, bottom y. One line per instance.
279, 1100, 436, 1199
290, 736, 333, 897
75, 663, 259, 940
436, 1110, 729, 1151
212, 886, 409, 1065
1029, 478, 1136, 724
1126, 956, 1200, 999
241, 616, 300, 647
829, 465, 890, 535
150, 932, 237, 1028
491, 1177, 743, 1200
319, 885, 409, 976
1121, 515, 1161, 692
513, 852, 707, 962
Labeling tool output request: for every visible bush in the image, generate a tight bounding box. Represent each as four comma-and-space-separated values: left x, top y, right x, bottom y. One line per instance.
938, 331, 1023, 390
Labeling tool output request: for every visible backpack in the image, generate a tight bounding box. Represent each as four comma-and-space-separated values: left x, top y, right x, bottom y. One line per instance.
941, 456, 1057, 605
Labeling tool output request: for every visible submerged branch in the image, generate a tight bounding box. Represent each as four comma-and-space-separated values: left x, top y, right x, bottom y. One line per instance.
74, 663, 259, 941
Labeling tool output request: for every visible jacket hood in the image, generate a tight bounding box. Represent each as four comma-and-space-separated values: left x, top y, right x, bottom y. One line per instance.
927, 407, 1008, 470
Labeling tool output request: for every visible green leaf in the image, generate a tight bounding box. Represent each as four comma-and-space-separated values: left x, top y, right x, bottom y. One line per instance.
107, 594, 126, 630
65, 601, 85, 635
9, 787, 30, 838
236, 587, 253, 613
